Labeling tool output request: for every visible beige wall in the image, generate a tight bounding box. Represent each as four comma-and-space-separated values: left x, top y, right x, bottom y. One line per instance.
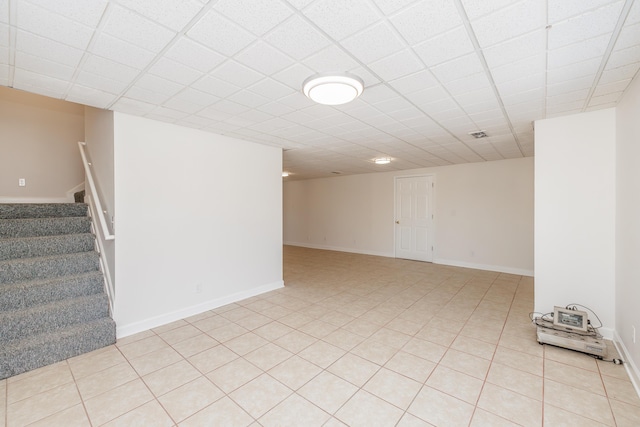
0, 86, 84, 201
284, 157, 534, 275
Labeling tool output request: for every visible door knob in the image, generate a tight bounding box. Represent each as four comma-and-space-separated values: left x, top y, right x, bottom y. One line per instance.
395, 220, 399, 224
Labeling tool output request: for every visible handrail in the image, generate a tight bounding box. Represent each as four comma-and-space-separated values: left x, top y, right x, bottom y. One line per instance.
78, 141, 114, 240
87, 194, 115, 314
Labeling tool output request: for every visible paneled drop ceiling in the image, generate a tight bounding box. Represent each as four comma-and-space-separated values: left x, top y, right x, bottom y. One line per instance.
1, 0, 639, 179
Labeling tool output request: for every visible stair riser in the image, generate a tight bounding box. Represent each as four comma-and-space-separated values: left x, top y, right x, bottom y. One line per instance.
0, 234, 95, 261
0, 253, 99, 285
0, 273, 104, 311
0, 294, 110, 342
0, 218, 91, 238
0, 203, 88, 219
0, 318, 116, 379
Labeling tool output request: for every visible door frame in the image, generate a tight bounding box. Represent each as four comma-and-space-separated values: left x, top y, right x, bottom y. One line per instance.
393, 174, 436, 261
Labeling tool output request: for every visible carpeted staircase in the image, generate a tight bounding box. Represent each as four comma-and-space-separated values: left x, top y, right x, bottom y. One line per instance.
0, 203, 116, 379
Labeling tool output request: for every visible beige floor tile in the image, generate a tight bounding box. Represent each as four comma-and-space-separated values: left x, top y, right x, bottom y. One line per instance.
235, 313, 272, 331
7, 381, 81, 426
229, 373, 292, 419
118, 335, 168, 360
402, 337, 447, 363
396, 412, 436, 426
179, 396, 254, 427
298, 371, 358, 414
439, 349, 491, 380
450, 335, 497, 360
335, 389, 404, 427
171, 333, 218, 358
610, 399, 640, 426
152, 319, 189, 335
259, 393, 330, 427
602, 374, 640, 406
26, 404, 90, 427
327, 353, 380, 387
188, 344, 238, 374
114, 330, 155, 347
342, 318, 381, 338
278, 312, 315, 329
350, 339, 397, 365
543, 344, 599, 372
219, 306, 254, 322
543, 404, 610, 427
259, 304, 294, 320
76, 362, 139, 400
253, 321, 294, 341
384, 350, 437, 383
207, 357, 263, 394
426, 365, 484, 404
273, 330, 317, 353
7, 362, 73, 404
492, 346, 543, 376
544, 359, 606, 395
477, 383, 541, 427
320, 310, 356, 327
408, 386, 475, 427
206, 323, 249, 343
190, 314, 232, 332
128, 346, 183, 376
158, 376, 224, 423
0, 380, 6, 427
385, 317, 423, 336
322, 328, 366, 351
183, 309, 215, 324
268, 355, 322, 390
143, 359, 202, 397
486, 362, 542, 401
157, 324, 203, 346
544, 379, 615, 426
102, 400, 174, 427
470, 408, 520, 427
369, 327, 412, 349
298, 340, 345, 368
67, 346, 127, 379
498, 332, 544, 358
83, 379, 153, 426
244, 342, 293, 371
322, 416, 349, 426
299, 319, 340, 339
363, 367, 422, 409
224, 332, 269, 356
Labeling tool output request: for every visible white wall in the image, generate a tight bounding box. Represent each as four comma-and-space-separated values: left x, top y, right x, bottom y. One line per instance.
616, 75, 640, 382
284, 157, 534, 275
113, 113, 283, 337
534, 109, 616, 333
0, 86, 84, 201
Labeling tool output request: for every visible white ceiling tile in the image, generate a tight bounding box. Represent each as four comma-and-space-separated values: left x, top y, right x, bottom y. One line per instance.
115, 0, 203, 31
496, 73, 545, 97
482, 30, 546, 69
461, 97, 501, 114
414, 26, 474, 67
227, 89, 271, 108
103, 5, 176, 52
16, 30, 84, 67
66, 84, 117, 108
546, 100, 584, 116
214, 0, 292, 36
75, 70, 130, 94
490, 53, 546, 83
180, 115, 215, 128
371, 0, 417, 15
171, 87, 220, 106
460, 0, 521, 20
453, 86, 496, 106
82, 55, 139, 84
303, 45, 360, 72
256, 101, 295, 116
91, 33, 155, 69
111, 97, 156, 115
546, 76, 593, 97
547, 89, 589, 106
546, 57, 601, 84
405, 85, 450, 106
149, 57, 202, 85
265, 15, 331, 61
593, 78, 632, 96
502, 87, 545, 106
358, 84, 398, 104
161, 97, 205, 114
15, 52, 75, 80
235, 41, 295, 76
470, 0, 546, 48
606, 44, 640, 69
211, 60, 264, 88
347, 66, 382, 87
187, 10, 256, 56
388, 70, 439, 93
548, 0, 619, 23
196, 105, 233, 121
206, 99, 250, 116
589, 91, 624, 106
614, 22, 640, 51
25, 0, 108, 27
390, 0, 462, 44
369, 49, 424, 81
248, 78, 297, 100
548, 2, 623, 50
0, 23, 7, 47
627, 0, 640, 24
272, 63, 315, 89
599, 62, 640, 84
303, 0, 380, 41
278, 91, 316, 109
0, 46, 8, 67
18, 2, 94, 49
165, 38, 226, 73
126, 85, 171, 104
341, 22, 404, 64
0, 0, 8, 23
547, 33, 610, 69
135, 73, 183, 97
430, 53, 484, 83
442, 72, 491, 95
13, 69, 68, 97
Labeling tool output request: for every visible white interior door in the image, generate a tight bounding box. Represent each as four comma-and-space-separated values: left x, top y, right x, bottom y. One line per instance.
395, 176, 433, 262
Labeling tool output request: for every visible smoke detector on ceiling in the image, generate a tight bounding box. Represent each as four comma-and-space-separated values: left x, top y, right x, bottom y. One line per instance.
468, 130, 489, 139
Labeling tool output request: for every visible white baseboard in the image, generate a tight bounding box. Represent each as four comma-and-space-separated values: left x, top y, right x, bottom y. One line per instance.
284, 241, 395, 258
115, 280, 284, 338
433, 257, 534, 277
0, 196, 74, 203
613, 331, 640, 399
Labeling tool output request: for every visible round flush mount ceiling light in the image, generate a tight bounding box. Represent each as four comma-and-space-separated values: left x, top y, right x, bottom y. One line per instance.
302, 72, 364, 105
374, 157, 391, 165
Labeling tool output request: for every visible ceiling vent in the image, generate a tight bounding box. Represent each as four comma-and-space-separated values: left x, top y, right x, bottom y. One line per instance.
468, 130, 489, 139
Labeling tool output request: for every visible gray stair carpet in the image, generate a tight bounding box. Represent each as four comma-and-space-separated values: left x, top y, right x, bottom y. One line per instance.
0, 203, 116, 379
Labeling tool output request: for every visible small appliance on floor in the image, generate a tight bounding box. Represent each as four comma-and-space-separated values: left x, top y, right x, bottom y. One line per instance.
535, 306, 607, 359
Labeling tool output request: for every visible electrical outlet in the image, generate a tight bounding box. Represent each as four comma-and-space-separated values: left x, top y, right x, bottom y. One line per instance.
18, 178, 26, 187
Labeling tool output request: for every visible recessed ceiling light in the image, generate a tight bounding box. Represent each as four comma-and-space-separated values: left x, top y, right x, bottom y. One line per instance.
302, 72, 364, 105
282, 172, 290, 177
468, 130, 488, 139
374, 157, 391, 165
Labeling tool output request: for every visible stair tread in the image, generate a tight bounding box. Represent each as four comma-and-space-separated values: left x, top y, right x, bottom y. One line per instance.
0, 250, 98, 264
0, 203, 88, 219
0, 293, 107, 317
0, 270, 103, 288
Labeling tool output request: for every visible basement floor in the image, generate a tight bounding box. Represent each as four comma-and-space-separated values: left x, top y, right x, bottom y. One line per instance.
1, 246, 639, 426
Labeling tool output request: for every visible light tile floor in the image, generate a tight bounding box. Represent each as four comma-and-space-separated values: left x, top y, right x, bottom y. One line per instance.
2, 246, 640, 426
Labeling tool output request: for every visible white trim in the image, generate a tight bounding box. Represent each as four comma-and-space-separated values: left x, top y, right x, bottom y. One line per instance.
66, 182, 85, 200
78, 141, 114, 240
433, 257, 534, 277
614, 331, 640, 399
0, 196, 73, 203
284, 241, 395, 258
115, 280, 285, 338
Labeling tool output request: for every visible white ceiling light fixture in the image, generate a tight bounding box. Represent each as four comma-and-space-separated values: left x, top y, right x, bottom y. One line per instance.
374, 157, 391, 165
302, 72, 364, 105
282, 172, 290, 177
